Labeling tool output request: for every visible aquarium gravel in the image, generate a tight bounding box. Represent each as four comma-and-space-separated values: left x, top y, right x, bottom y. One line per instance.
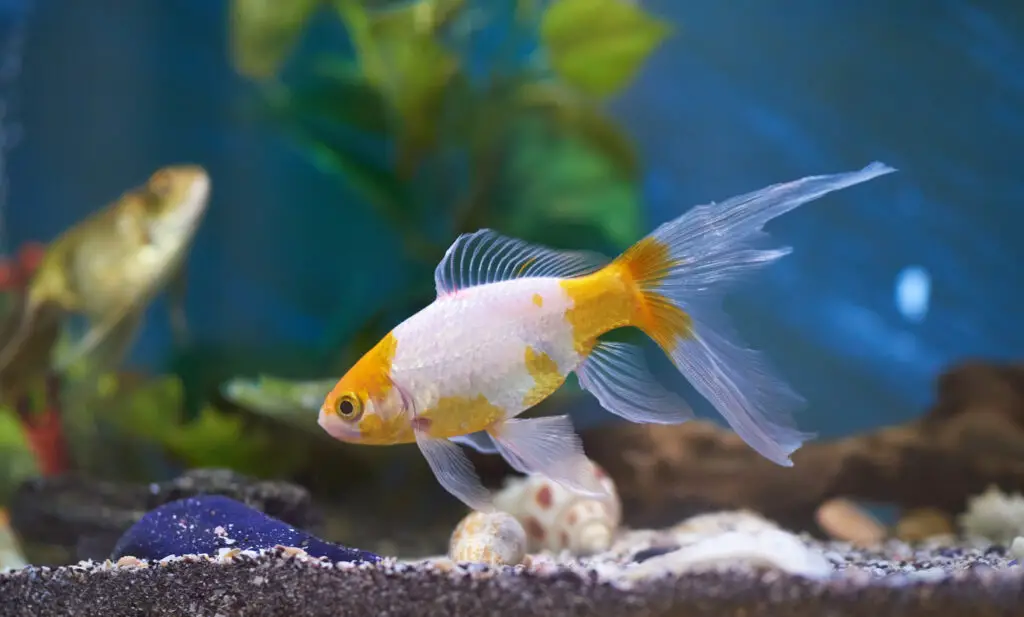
2, 537, 1023, 617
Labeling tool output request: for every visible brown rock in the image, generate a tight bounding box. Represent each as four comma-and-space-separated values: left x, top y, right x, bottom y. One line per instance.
896, 508, 956, 544
815, 498, 886, 546
580, 360, 1024, 534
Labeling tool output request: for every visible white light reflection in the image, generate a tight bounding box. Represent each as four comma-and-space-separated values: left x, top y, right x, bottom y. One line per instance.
895, 265, 931, 323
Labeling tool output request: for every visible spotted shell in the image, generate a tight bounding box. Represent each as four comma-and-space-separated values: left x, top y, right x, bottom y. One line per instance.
492, 459, 621, 556
448, 510, 527, 566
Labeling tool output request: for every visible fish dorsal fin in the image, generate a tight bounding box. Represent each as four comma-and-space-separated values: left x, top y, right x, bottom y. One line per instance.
434, 228, 607, 297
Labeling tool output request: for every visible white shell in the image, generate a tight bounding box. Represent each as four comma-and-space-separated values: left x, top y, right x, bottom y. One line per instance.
671, 509, 781, 541
492, 458, 621, 556
621, 527, 833, 582
448, 511, 527, 566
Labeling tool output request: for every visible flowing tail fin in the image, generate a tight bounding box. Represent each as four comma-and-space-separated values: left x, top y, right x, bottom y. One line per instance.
613, 161, 896, 466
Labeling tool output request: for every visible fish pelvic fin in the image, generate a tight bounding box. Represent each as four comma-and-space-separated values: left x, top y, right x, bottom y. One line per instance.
607, 161, 896, 467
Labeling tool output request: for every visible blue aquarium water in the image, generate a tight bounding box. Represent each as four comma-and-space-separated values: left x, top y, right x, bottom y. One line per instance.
2, 0, 1021, 442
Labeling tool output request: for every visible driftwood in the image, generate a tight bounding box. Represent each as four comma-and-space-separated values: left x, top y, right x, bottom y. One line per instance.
580, 360, 1024, 534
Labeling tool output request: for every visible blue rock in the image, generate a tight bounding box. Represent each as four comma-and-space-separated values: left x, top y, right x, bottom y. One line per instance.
111, 495, 379, 564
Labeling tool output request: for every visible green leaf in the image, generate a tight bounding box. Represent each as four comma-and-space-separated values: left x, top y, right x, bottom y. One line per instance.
57, 372, 179, 481
220, 375, 336, 435
270, 60, 392, 136
93, 374, 184, 443
229, 0, 325, 80
334, 0, 467, 82
540, 0, 672, 98
285, 127, 411, 225
515, 81, 639, 178
500, 116, 644, 251
0, 407, 38, 506
333, 0, 465, 174
163, 405, 298, 477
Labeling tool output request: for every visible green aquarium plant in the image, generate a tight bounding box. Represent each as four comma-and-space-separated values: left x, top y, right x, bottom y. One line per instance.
58, 370, 309, 482
224, 0, 673, 422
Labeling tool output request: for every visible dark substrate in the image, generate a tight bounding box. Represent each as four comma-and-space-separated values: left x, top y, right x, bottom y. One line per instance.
2, 547, 1024, 617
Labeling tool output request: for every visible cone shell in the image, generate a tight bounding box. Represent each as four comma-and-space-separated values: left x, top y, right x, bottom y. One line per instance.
492, 459, 621, 556
448, 510, 527, 566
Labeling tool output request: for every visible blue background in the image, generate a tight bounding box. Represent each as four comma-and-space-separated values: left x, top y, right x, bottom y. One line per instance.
3, 0, 1022, 440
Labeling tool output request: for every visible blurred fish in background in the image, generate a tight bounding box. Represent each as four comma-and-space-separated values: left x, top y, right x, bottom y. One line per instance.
0, 165, 210, 484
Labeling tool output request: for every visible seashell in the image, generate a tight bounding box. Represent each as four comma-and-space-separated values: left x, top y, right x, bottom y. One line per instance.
672, 509, 780, 539
620, 527, 833, 583
492, 458, 621, 556
448, 510, 527, 566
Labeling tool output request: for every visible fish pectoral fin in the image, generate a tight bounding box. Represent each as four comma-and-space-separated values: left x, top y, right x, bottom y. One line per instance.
167, 267, 190, 347
449, 430, 499, 454
53, 303, 142, 374
80, 309, 144, 374
415, 430, 493, 512
486, 415, 605, 498
575, 340, 696, 425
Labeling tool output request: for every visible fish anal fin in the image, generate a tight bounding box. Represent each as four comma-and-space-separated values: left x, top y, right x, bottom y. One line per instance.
66, 309, 144, 376
167, 266, 190, 347
486, 415, 605, 497
575, 340, 696, 425
53, 302, 143, 374
434, 229, 607, 297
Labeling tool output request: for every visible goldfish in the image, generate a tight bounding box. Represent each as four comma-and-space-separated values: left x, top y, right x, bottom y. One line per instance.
319, 161, 896, 512
0, 164, 210, 388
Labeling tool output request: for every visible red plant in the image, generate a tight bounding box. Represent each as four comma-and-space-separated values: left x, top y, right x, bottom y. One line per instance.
0, 241, 69, 476
0, 242, 44, 291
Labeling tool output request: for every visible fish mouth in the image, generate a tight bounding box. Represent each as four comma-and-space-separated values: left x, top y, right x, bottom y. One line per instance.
150, 171, 211, 241
178, 173, 211, 227
187, 173, 211, 212
318, 407, 362, 442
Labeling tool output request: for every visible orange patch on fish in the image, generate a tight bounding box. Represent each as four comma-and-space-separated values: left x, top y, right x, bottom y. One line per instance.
355, 412, 415, 445
532, 293, 543, 307
559, 266, 634, 354
617, 235, 677, 287
560, 237, 693, 355
421, 394, 505, 439
613, 236, 693, 352
523, 346, 565, 408
327, 331, 399, 411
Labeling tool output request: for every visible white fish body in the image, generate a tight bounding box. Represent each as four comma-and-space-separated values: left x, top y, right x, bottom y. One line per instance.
390, 277, 580, 422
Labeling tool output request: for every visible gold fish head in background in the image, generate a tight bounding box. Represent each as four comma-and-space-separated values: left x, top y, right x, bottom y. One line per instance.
0, 164, 211, 389
116, 164, 210, 247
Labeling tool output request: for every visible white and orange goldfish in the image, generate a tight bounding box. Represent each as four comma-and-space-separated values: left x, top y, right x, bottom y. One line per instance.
319, 162, 896, 512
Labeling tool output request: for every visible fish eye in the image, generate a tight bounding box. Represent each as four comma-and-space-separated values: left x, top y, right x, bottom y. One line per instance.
335, 393, 363, 420
148, 172, 174, 197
